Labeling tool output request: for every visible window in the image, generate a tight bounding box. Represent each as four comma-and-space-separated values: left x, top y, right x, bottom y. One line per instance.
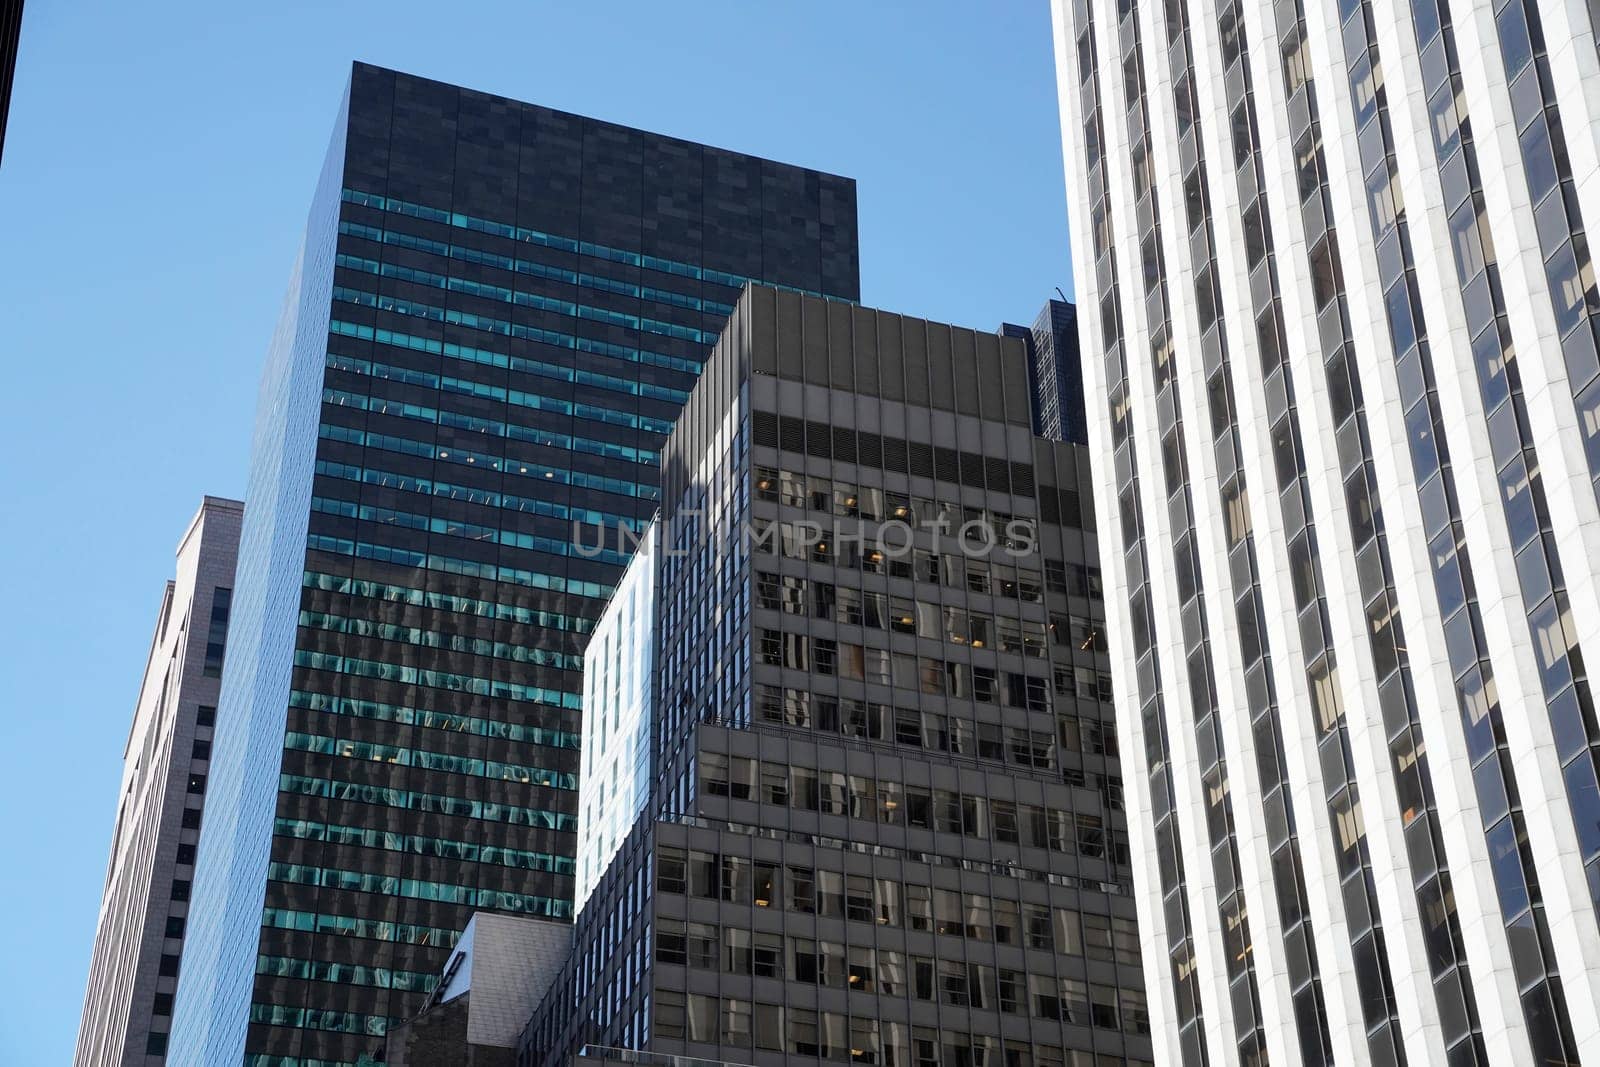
195, 705, 215, 727
688, 850, 718, 897
657, 847, 687, 894
202, 588, 232, 678
146, 1033, 168, 1056
687, 923, 717, 969
724, 928, 752, 975
656, 919, 687, 965
754, 932, 783, 978
722, 998, 752, 1047
686, 993, 717, 1043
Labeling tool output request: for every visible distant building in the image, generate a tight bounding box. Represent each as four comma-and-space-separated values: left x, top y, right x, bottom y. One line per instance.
385, 913, 569, 1067
524, 286, 1150, 1067
168, 61, 859, 1067
1003, 299, 1085, 444
75, 497, 242, 1065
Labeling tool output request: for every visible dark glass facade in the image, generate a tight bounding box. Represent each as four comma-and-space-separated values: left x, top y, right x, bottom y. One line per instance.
523, 287, 1150, 1067
1004, 299, 1087, 445
169, 62, 858, 1067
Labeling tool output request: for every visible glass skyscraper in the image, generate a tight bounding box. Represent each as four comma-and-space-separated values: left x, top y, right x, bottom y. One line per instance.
523, 285, 1151, 1067
1005, 299, 1087, 446
1051, 0, 1600, 1061
169, 62, 858, 1067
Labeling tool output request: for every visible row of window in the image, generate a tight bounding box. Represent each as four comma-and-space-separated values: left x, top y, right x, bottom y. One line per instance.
311, 493, 630, 571
757, 570, 1106, 653
255, 952, 438, 994
749, 688, 1121, 790
340, 186, 811, 298
293, 648, 578, 707
754, 519, 1041, 601
328, 347, 669, 448
298, 603, 587, 672
278, 771, 576, 832
273, 815, 575, 873
282, 727, 576, 791
248, 1002, 391, 1038
260, 905, 460, 949
314, 457, 643, 540
656, 861, 1133, 960
331, 300, 693, 404
755, 466, 1036, 545
658, 847, 1125, 933
759, 630, 1053, 707
289, 687, 580, 751
319, 412, 658, 503
303, 569, 598, 640
698, 758, 1112, 860
336, 241, 728, 347
654, 926, 1144, 1030
652, 991, 1148, 1065
266, 861, 572, 918
305, 531, 616, 603
661, 812, 1127, 899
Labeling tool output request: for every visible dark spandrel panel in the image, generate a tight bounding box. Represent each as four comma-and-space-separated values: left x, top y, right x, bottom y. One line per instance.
702, 147, 764, 279
387, 75, 458, 206
518, 105, 584, 238
344, 66, 395, 194
580, 121, 646, 248
820, 176, 861, 301
761, 161, 823, 294
453, 89, 521, 221
643, 137, 704, 263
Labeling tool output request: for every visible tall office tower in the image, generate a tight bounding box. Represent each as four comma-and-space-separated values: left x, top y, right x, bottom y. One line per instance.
76, 497, 243, 1066
0, 0, 21, 165
168, 62, 859, 1067
1005, 299, 1089, 445
523, 286, 1152, 1067
1050, 0, 1600, 1061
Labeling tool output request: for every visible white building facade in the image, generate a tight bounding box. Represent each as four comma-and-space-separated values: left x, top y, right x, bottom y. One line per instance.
1050, 0, 1600, 1062
573, 519, 658, 914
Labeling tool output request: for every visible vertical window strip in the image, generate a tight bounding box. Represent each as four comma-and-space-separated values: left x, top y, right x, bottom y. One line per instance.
1481, 0, 1600, 503
1395, 0, 1587, 1056
1294, 0, 1502, 1058
1071, 0, 1211, 1061
1114, 0, 1277, 1061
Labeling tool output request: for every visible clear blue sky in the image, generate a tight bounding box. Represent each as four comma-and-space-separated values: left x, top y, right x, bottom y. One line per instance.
0, 1, 1070, 1060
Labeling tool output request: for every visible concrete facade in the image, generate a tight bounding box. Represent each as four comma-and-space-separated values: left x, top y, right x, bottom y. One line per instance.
1051, 0, 1600, 1061
75, 497, 242, 1065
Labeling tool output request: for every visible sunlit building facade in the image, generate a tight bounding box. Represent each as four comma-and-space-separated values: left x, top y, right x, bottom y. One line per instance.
1051, 0, 1600, 1061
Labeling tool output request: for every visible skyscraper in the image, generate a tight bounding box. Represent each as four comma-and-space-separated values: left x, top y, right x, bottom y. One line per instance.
1005, 299, 1088, 445
1051, 0, 1600, 1062
76, 497, 242, 1066
169, 62, 858, 1067
524, 285, 1151, 1067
